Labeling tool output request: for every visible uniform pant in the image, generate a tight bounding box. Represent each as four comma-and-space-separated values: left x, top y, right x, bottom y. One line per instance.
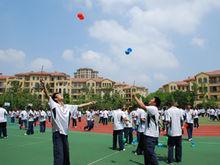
20, 119, 27, 129
78, 117, 81, 122
72, 118, 77, 127
194, 118, 199, 128
143, 135, 158, 165
167, 136, 182, 163
103, 118, 108, 125
0, 122, 7, 138
113, 130, 124, 150
26, 121, 34, 135
40, 121, 46, 133
186, 123, 193, 140
124, 127, 133, 144
53, 131, 70, 165
136, 132, 144, 154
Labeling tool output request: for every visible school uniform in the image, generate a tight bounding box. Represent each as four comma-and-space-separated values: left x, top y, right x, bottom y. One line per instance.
39, 110, 47, 133
84, 112, 94, 131
99, 110, 104, 124
166, 106, 184, 164
103, 110, 109, 125
143, 106, 160, 165
108, 110, 112, 122
0, 107, 8, 138
112, 109, 126, 151
185, 109, 194, 140
26, 110, 35, 135
124, 111, 133, 144
78, 111, 82, 122
20, 110, 28, 129
71, 110, 78, 127
136, 108, 146, 155
193, 109, 199, 128
49, 97, 78, 165
47, 110, 52, 122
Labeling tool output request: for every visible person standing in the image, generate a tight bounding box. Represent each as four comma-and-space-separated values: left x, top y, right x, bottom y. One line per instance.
193, 109, 199, 128
124, 109, 133, 144
166, 102, 184, 164
25, 108, 35, 135
47, 110, 52, 122
78, 111, 82, 122
133, 95, 161, 165
0, 106, 8, 138
40, 79, 95, 165
39, 110, 47, 133
185, 105, 195, 141
112, 108, 127, 151
71, 109, 78, 128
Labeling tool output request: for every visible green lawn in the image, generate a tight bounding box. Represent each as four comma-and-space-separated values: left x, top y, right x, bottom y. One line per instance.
0, 124, 220, 165
199, 116, 220, 125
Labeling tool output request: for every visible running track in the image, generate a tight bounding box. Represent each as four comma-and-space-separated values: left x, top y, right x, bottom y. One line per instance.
46, 117, 220, 136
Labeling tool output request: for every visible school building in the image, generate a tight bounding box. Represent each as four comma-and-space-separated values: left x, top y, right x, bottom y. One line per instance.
160, 70, 220, 105
0, 68, 148, 102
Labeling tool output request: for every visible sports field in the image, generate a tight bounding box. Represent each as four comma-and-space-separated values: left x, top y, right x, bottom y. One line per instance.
0, 123, 220, 165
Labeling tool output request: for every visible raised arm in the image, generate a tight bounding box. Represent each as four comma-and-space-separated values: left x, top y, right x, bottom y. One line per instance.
78, 101, 96, 108
133, 94, 147, 110
40, 79, 50, 100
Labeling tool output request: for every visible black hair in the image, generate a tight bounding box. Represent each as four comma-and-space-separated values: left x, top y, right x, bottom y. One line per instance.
52, 93, 59, 103
154, 97, 161, 107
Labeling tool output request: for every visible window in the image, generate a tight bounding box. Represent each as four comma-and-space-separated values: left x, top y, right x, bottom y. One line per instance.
198, 78, 202, 83
33, 77, 35, 80
203, 78, 207, 83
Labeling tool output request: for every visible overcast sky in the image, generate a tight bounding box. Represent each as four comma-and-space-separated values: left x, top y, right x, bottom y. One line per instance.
1, 0, 220, 92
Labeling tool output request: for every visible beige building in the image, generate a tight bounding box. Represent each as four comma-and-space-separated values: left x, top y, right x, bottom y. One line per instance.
161, 70, 220, 105
114, 82, 148, 102
0, 68, 148, 102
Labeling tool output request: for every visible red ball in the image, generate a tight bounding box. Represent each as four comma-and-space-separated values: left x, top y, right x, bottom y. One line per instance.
77, 12, 85, 21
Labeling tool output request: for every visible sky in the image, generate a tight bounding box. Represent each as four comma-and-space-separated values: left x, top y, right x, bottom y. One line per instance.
0, 0, 220, 92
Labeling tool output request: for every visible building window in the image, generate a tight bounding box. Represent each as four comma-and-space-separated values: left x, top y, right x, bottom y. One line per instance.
198, 78, 202, 83
203, 78, 207, 83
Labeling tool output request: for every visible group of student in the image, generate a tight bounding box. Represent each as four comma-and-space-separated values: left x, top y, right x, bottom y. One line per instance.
206, 108, 220, 121
1, 78, 219, 165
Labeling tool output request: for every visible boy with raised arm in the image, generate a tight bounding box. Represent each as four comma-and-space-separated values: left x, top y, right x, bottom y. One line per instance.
40, 79, 95, 165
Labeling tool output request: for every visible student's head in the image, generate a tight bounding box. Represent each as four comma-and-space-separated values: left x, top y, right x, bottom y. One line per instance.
52, 93, 63, 103
149, 97, 161, 107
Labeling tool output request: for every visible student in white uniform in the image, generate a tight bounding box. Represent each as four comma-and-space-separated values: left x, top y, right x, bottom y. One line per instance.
124, 108, 133, 144
78, 111, 82, 122
193, 109, 199, 128
103, 110, 109, 125
26, 108, 35, 135
0, 106, 8, 138
166, 102, 184, 164
47, 110, 52, 122
71, 109, 78, 128
133, 95, 161, 165
20, 109, 28, 129
40, 80, 96, 165
135, 108, 146, 155
185, 105, 195, 141
112, 107, 127, 151
39, 110, 47, 133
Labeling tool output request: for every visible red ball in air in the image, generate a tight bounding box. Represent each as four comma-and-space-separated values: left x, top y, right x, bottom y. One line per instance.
76, 12, 85, 21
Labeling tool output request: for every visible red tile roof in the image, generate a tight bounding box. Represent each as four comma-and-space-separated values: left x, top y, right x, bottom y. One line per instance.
15, 71, 69, 77
0, 75, 15, 80
206, 70, 220, 75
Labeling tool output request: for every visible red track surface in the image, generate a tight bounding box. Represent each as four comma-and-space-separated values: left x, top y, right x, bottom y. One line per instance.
46, 117, 220, 136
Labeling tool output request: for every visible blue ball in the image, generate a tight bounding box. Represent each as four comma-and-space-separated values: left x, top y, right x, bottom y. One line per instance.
125, 51, 130, 55
127, 48, 132, 52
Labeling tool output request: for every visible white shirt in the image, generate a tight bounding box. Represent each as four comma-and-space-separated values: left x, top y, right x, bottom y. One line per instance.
20, 110, 28, 120
71, 109, 78, 119
47, 111, 51, 117
112, 109, 126, 130
194, 110, 199, 119
78, 111, 82, 117
144, 106, 159, 138
28, 110, 34, 122
86, 111, 92, 121
136, 108, 146, 133
49, 97, 78, 135
166, 106, 184, 137
39, 110, 47, 122
103, 110, 108, 118
124, 112, 133, 128
185, 109, 194, 124
0, 107, 7, 123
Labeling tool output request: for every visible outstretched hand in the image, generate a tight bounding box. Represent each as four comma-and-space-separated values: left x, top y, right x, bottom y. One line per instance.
40, 79, 45, 87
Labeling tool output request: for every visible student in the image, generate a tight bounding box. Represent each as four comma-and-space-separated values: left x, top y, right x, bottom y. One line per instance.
20, 109, 28, 129
193, 109, 199, 128
0, 105, 8, 138
124, 108, 133, 144
84, 112, 94, 131
103, 109, 108, 125
185, 105, 195, 141
26, 108, 35, 135
40, 79, 95, 165
133, 95, 161, 165
71, 109, 78, 128
112, 107, 127, 151
47, 110, 52, 122
99, 110, 103, 124
39, 110, 47, 133
166, 102, 184, 164
78, 111, 82, 122
135, 108, 146, 155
